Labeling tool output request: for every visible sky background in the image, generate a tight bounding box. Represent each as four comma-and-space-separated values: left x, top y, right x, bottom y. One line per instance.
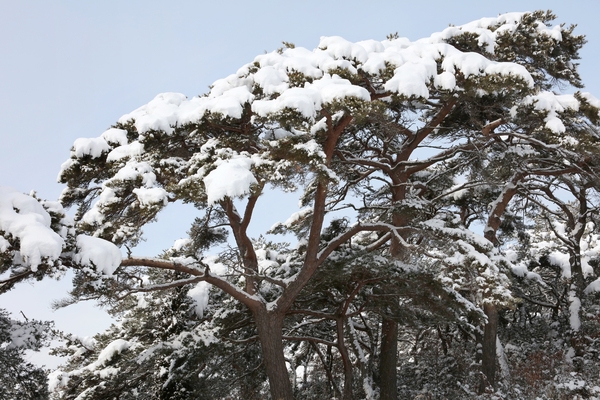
1, 0, 599, 368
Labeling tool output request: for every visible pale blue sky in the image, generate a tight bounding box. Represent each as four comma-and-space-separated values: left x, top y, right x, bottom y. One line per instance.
1, 0, 599, 366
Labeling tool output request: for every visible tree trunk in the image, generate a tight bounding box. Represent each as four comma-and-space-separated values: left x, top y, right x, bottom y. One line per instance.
379, 317, 398, 400
479, 303, 498, 393
255, 310, 294, 400
336, 317, 354, 400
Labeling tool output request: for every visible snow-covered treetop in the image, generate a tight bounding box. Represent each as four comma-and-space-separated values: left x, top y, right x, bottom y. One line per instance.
103, 13, 543, 128
58, 11, 597, 249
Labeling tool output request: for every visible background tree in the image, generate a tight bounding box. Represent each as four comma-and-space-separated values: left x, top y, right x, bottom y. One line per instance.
0, 309, 53, 400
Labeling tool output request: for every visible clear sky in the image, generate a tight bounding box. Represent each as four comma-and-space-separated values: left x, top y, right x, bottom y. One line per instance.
1, 0, 599, 367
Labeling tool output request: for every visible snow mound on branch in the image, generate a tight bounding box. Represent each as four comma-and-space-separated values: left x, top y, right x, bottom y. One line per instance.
0, 188, 122, 276
95, 339, 131, 366
0, 186, 64, 271
580, 92, 600, 114
101, 128, 129, 146
74, 235, 122, 275
252, 74, 370, 119
203, 156, 258, 205
118, 92, 187, 134
519, 92, 580, 133
71, 128, 130, 159
132, 187, 168, 206
585, 278, 600, 294
284, 208, 313, 227
72, 137, 110, 158
106, 141, 144, 162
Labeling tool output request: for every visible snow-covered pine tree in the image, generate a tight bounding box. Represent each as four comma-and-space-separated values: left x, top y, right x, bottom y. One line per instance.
320, 9, 598, 396
50, 10, 600, 399
497, 170, 600, 397
0, 309, 53, 400
0, 187, 123, 399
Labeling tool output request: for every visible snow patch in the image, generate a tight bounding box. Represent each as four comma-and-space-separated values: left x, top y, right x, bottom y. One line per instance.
0, 186, 65, 271
74, 235, 122, 275
203, 157, 257, 205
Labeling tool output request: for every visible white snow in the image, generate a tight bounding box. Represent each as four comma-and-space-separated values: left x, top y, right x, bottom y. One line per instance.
203, 156, 258, 205
118, 92, 187, 134
72, 137, 110, 158
385, 61, 436, 98
201, 255, 227, 276
568, 287, 581, 331
188, 282, 210, 318
204, 86, 255, 119
132, 187, 169, 206
74, 234, 122, 275
496, 337, 510, 379
171, 238, 192, 251
0, 235, 9, 252
252, 66, 289, 95
283, 208, 313, 227
434, 71, 457, 90
185, 256, 229, 317
48, 370, 70, 392
521, 92, 580, 134
585, 278, 600, 294
580, 92, 600, 116
106, 141, 144, 162
100, 128, 129, 146
252, 74, 370, 119
548, 251, 571, 278
0, 186, 65, 271
95, 338, 131, 366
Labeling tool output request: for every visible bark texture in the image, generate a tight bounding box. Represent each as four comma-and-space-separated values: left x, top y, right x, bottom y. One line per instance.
379, 317, 398, 400
479, 303, 498, 393
255, 311, 294, 400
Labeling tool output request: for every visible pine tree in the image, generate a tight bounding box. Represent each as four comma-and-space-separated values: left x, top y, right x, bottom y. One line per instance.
0, 309, 53, 400
38, 10, 600, 399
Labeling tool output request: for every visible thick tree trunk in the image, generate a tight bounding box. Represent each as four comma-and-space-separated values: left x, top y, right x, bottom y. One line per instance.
379, 317, 398, 400
479, 303, 498, 393
255, 311, 294, 400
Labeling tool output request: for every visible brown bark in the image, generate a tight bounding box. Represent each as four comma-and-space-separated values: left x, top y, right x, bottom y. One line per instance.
479, 172, 523, 392
336, 317, 354, 400
377, 170, 409, 400
479, 303, 498, 393
255, 310, 294, 400
379, 317, 398, 400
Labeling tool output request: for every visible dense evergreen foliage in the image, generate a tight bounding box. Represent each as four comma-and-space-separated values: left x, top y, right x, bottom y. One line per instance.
2, 10, 600, 399
0, 310, 53, 400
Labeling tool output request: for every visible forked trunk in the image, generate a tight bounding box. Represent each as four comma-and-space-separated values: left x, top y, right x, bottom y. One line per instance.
255, 310, 293, 400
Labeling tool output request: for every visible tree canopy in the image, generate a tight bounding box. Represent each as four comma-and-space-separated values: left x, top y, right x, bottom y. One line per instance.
3, 10, 600, 400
